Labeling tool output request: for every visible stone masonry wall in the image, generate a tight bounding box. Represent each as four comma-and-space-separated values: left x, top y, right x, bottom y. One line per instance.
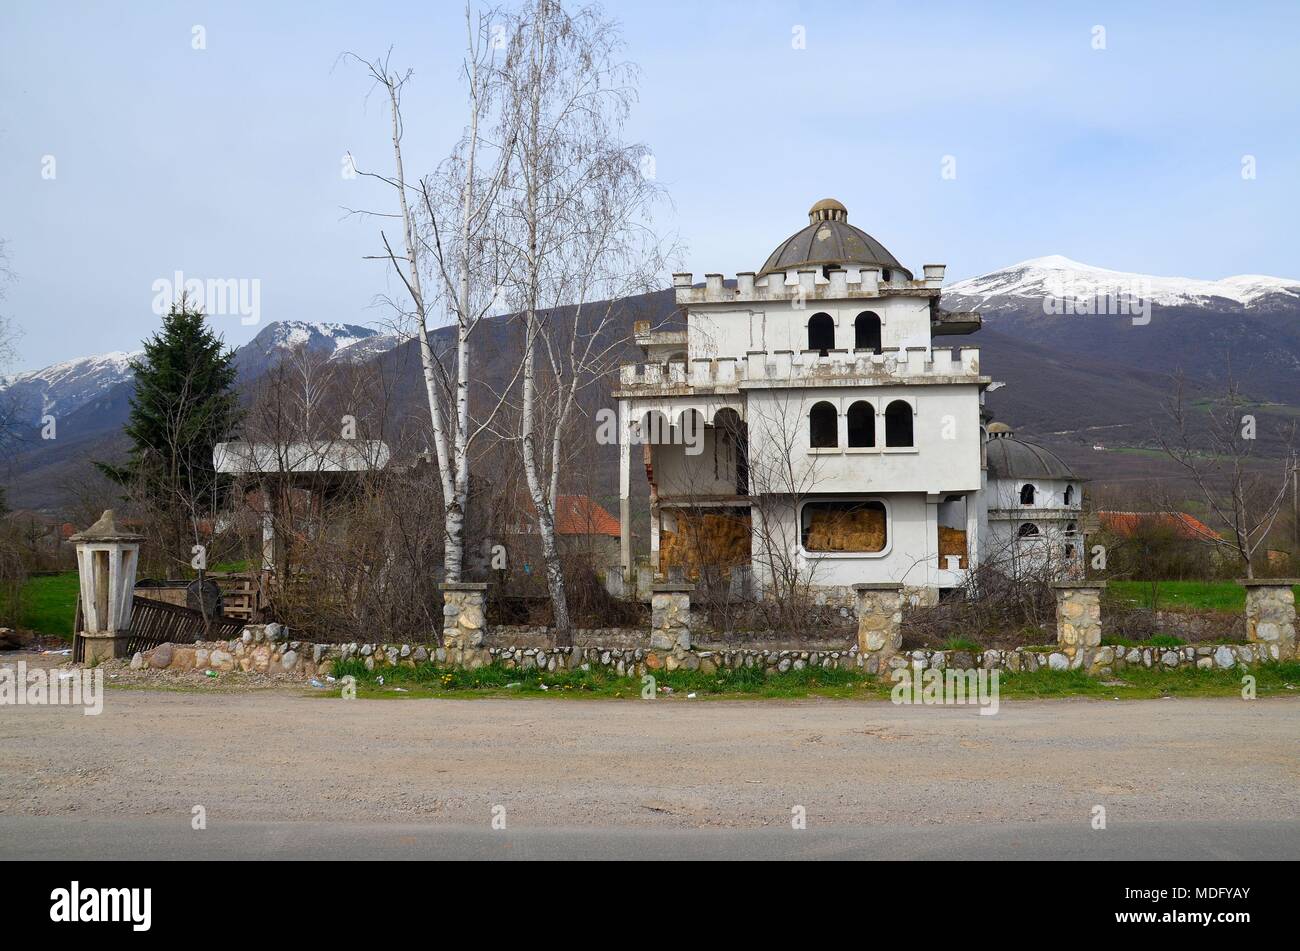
129, 624, 1275, 681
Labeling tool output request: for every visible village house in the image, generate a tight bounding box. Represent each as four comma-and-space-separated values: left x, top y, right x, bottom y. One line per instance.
614, 199, 1002, 605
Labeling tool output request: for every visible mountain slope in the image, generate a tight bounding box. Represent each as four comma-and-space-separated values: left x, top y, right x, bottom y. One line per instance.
943, 257, 1300, 406
0, 350, 141, 419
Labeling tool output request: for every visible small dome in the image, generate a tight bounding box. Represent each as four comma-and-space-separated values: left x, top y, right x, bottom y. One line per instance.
987, 433, 1077, 481
758, 200, 911, 279
987, 422, 1013, 436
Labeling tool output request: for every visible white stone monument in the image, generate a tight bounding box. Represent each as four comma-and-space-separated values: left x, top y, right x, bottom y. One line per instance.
71, 510, 144, 664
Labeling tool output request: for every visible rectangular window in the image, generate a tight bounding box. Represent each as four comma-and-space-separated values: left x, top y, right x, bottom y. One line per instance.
800, 500, 887, 552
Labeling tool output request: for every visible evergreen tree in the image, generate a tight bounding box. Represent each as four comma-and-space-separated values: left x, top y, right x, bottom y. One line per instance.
99, 295, 241, 522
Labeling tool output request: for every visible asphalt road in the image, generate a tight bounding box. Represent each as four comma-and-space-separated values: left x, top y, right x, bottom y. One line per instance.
1, 817, 1295, 860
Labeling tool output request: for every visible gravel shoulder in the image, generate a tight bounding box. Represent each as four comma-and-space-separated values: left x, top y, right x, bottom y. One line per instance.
1, 659, 1296, 831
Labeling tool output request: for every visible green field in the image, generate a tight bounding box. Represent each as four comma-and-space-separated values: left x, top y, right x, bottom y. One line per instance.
0, 571, 79, 638
1108, 579, 1300, 614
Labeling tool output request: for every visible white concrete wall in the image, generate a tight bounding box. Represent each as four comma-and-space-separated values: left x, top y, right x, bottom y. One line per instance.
688, 296, 934, 360
746, 384, 982, 495
750, 492, 954, 592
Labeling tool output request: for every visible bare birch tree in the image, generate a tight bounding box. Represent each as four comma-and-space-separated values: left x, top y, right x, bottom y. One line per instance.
1153, 372, 1297, 578
344, 7, 520, 582
497, 0, 668, 639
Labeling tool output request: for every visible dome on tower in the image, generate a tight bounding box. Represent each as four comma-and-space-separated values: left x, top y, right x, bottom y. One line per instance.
986, 424, 1077, 481
757, 199, 911, 280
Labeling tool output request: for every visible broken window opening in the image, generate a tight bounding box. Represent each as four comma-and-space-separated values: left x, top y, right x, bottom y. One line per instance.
1019, 483, 1036, 505
809, 401, 838, 449
884, 400, 913, 447
807, 312, 835, 355
847, 400, 875, 447
854, 311, 882, 353
800, 500, 888, 553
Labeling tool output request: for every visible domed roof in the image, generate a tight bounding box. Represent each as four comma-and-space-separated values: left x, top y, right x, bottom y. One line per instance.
758, 200, 911, 279
986, 426, 1077, 481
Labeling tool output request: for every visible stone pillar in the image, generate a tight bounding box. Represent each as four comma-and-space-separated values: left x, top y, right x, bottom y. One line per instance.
650, 582, 693, 652
440, 582, 489, 649
1241, 579, 1298, 661
1052, 581, 1105, 669
853, 583, 903, 671
70, 510, 144, 664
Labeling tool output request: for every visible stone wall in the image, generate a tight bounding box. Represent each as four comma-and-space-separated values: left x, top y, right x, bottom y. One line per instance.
128, 623, 1275, 681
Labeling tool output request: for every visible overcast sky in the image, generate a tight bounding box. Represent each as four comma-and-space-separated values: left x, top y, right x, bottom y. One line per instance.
2, 0, 1298, 371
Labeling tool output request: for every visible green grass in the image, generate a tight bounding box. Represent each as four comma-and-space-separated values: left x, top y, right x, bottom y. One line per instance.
1108, 579, 1300, 614
319, 658, 1300, 703
0, 571, 79, 638
939, 637, 983, 652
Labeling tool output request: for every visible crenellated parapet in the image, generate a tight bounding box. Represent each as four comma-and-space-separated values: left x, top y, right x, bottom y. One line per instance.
615, 345, 985, 396
672, 264, 947, 306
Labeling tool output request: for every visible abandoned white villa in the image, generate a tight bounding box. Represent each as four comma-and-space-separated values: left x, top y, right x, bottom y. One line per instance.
613, 199, 1082, 603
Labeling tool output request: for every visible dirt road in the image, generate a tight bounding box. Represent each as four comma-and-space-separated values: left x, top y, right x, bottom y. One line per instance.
2, 682, 1297, 835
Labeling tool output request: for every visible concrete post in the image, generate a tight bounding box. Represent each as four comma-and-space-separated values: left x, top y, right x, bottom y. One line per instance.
650, 582, 694, 652
440, 582, 490, 650
853, 582, 903, 672
1052, 581, 1105, 669
1240, 579, 1298, 661
70, 510, 144, 664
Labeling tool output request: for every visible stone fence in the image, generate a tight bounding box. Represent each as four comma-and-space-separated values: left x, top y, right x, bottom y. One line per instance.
122, 577, 1297, 681
130, 627, 1276, 681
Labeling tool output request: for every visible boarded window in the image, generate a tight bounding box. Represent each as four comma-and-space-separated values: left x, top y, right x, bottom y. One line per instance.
847, 401, 875, 447
884, 400, 913, 447
808, 313, 835, 354
854, 311, 882, 353
801, 500, 888, 553
809, 401, 838, 448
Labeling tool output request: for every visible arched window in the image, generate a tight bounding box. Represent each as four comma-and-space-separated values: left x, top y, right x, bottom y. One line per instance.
1066, 521, 1077, 533
807, 313, 835, 355
854, 311, 882, 353
1019, 483, 1036, 505
884, 400, 913, 447
1018, 523, 1039, 538
1064, 484, 1075, 506
847, 401, 875, 447
809, 401, 838, 448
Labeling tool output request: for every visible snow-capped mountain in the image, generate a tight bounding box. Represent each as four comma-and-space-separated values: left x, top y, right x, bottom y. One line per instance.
0, 321, 404, 422
943, 255, 1300, 314
0, 350, 142, 418
232, 320, 400, 378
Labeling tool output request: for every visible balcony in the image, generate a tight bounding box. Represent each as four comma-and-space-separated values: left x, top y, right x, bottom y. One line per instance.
615, 346, 984, 396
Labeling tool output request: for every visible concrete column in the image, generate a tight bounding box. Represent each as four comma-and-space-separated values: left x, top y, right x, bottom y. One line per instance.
440, 582, 489, 650
853, 582, 903, 672
1052, 581, 1105, 669
650, 582, 693, 652
619, 403, 632, 584
1241, 579, 1298, 661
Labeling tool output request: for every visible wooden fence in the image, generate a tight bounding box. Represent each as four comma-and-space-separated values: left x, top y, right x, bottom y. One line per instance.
72, 595, 245, 663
